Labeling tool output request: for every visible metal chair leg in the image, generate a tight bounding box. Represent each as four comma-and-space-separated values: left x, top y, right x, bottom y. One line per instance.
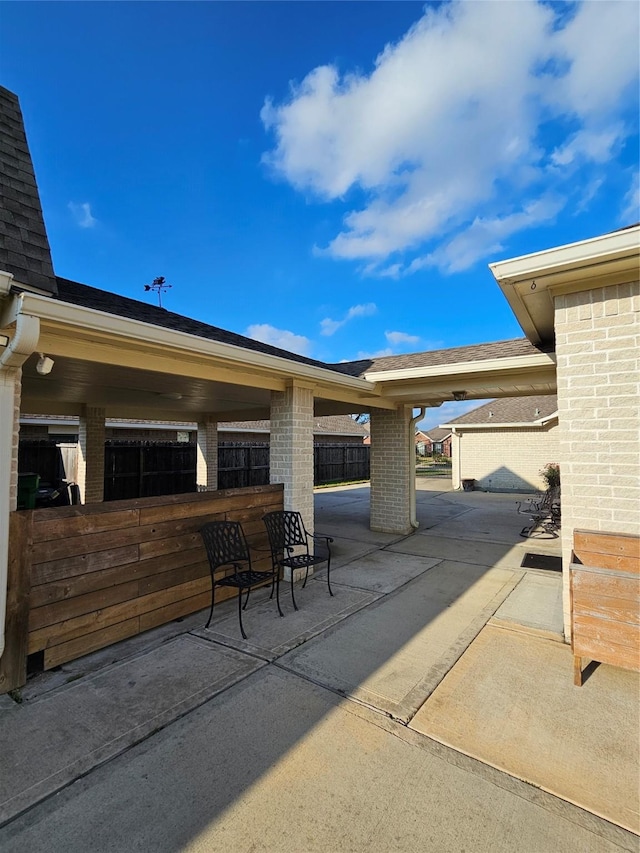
238, 587, 248, 640
205, 574, 215, 629
326, 555, 333, 597
290, 572, 298, 611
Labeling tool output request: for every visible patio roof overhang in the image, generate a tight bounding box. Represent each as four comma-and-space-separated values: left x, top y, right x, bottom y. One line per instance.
364, 351, 557, 407
490, 225, 640, 344
1, 290, 395, 420
2, 286, 559, 419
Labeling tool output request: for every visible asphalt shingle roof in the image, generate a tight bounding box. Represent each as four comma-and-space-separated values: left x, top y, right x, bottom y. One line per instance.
54, 277, 348, 374
333, 338, 554, 377
0, 87, 57, 295
446, 395, 558, 425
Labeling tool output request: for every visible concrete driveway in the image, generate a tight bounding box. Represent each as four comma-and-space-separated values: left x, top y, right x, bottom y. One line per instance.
0, 482, 637, 851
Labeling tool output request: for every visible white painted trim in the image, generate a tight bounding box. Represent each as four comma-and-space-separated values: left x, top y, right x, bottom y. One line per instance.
489, 226, 640, 285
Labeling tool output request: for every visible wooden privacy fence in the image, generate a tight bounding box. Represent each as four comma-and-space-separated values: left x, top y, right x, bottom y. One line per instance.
19, 440, 370, 500
104, 441, 196, 500
314, 444, 370, 484
0, 484, 283, 693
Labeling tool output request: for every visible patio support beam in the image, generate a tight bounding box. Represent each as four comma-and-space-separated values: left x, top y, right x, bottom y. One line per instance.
77, 406, 105, 504
270, 381, 315, 574
196, 417, 218, 491
370, 406, 414, 535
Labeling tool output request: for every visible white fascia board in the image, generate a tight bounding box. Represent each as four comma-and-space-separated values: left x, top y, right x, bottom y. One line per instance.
16, 292, 376, 394
364, 352, 556, 383
489, 226, 640, 285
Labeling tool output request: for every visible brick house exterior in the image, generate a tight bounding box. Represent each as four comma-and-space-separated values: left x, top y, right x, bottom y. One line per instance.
444, 396, 558, 492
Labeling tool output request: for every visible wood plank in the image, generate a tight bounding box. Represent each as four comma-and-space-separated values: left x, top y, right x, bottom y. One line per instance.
570, 570, 639, 603
138, 562, 209, 596
30, 551, 211, 609
31, 525, 148, 564
32, 509, 140, 543
138, 591, 211, 632
43, 617, 141, 670
0, 513, 31, 694
572, 614, 639, 650
28, 577, 211, 652
31, 545, 140, 587
138, 487, 281, 525
29, 580, 141, 632
136, 546, 208, 574
572, 629, 640, 673
571, 549, 639, 574
138, 531, 205, 561
574, 530, 640, 561
573, 590, 640, 626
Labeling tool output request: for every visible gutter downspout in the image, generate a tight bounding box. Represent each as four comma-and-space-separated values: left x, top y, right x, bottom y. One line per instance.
0, 293, 41, 661
410, 408, 426, 530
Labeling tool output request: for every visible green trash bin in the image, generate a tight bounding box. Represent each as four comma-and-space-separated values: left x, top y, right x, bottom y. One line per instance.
17, 472, 40, 510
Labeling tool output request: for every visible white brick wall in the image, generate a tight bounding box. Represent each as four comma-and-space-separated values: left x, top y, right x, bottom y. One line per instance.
555, 280, 640, 635
196, 418, 218, 490
77, 406, 106, 504
270, 383, 314, 533
370, 407, 413, 534
453, 422, 559, 491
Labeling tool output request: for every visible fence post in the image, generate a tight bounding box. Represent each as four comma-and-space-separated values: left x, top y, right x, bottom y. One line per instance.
0, 511, 31, 694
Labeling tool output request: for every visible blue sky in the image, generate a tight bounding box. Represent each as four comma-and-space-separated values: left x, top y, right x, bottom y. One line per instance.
2, 1, 638, 429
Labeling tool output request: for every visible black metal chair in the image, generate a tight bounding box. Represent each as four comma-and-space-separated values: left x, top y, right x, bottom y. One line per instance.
262, 510, 334, 611
200, 520, 282, 639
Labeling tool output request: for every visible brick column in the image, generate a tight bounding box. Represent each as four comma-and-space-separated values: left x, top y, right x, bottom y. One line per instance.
197, 418, 218, 491
270, 382, 314, 533
555, 281, 640, 638
370, 407, 414, 534
77, 406, 105, 504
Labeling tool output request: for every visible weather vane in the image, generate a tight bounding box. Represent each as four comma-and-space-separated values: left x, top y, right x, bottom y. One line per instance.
144, 276, 172, 308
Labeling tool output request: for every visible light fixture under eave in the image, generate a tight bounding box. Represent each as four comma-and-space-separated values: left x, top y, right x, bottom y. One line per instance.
36, 353, 54, 375
452, 390, 467, 402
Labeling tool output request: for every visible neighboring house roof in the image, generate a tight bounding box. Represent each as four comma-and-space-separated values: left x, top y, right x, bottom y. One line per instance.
443, 395, 558, 427
0, 87, 57, 295
20, 413, 368, 438
425, 427, 452, 441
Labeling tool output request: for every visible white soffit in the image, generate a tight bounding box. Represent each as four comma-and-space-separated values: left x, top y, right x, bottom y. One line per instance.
489, 225, 640, 344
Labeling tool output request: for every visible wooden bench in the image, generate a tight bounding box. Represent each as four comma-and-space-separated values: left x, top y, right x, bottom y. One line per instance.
570, 530, 640, 686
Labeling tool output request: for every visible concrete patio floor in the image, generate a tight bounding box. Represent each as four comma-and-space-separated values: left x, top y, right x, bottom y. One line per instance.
0, 481, 637, 851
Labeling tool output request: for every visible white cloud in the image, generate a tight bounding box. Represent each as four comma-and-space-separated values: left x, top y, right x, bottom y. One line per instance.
68, 201, 97, 228
408, 194, 565, 274
320, 302, 377, 336
245, 323, 312, 356
385, 330, 420, 346
551, 127, 623, 168
620, 172, 639, 224
262, 1, 639, 274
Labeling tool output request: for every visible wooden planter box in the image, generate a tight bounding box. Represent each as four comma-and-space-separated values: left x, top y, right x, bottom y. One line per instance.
570, 529, 640, 686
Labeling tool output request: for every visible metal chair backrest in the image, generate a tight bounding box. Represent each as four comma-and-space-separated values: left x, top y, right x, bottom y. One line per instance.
263, 510, 307, 553
200, 520, 251, 571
